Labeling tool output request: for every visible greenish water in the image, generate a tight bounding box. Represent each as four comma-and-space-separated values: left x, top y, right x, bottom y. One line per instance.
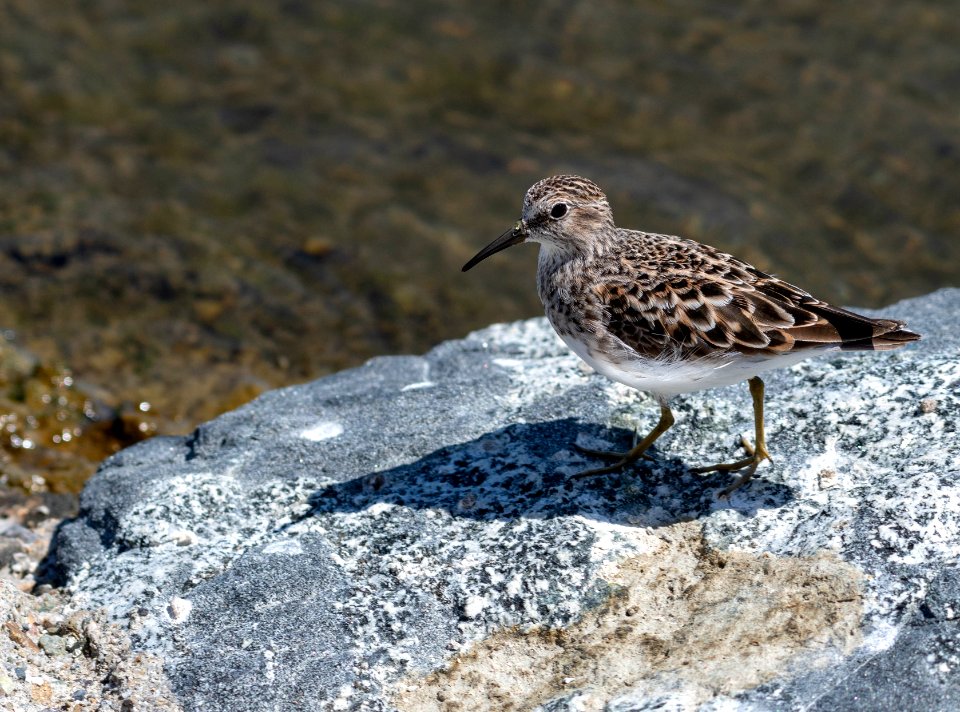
0, 1, 957, 491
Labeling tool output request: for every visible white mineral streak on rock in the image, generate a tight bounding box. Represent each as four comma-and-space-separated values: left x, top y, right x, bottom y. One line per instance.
262, 539, 304, 556
167, 597, 192, 624
401, 381, 435, 392
301, 421, 344, 441
463, 596, 487, 618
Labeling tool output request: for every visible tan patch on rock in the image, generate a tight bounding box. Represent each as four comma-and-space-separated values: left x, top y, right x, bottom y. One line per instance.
5, 619, 39, 653
393, 522, 862, 711
30, 681, 52, 703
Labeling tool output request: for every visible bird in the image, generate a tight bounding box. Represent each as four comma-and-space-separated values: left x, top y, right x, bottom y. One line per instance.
462, 174, 920, 496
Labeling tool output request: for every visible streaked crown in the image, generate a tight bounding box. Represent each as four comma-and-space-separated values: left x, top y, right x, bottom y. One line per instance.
523, 175, 610, 215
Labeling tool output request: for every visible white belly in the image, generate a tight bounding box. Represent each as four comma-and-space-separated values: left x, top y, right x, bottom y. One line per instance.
555, 331, 825, 399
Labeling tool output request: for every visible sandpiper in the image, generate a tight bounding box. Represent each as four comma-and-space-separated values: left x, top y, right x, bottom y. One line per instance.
463, 175, 920, 496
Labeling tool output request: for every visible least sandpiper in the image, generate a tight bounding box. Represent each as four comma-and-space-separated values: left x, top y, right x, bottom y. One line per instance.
463, 175, 920, 496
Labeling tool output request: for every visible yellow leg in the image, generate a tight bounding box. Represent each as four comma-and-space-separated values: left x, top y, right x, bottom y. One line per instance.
573, 404, 675, 478
692, 376, 771, 496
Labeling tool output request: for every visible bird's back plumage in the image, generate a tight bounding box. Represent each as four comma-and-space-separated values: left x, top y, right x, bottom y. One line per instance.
537, 228, 919, 397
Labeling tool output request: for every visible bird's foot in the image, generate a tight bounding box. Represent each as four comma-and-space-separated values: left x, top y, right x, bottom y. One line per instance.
570, 405, 675, 480
692, 435, 771, 497
571, 443, 653, 478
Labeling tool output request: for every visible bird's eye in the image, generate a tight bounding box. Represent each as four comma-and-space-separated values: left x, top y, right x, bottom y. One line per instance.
549, 203, 568, 219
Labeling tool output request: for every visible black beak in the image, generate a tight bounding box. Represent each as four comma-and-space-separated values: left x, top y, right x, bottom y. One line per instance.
462, 222, 527, 272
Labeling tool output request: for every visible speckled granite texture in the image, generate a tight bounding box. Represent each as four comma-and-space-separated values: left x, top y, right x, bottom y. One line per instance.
49, 289, 959, 711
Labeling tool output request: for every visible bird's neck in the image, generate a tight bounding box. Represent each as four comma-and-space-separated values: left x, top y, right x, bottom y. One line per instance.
535, 230, 614, 271
536, 240, 602, 308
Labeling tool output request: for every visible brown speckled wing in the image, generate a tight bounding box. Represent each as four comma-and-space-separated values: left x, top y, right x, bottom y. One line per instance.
592, 234, 919, 359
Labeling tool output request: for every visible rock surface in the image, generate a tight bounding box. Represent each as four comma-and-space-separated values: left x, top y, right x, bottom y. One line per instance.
47, 288, 960, 711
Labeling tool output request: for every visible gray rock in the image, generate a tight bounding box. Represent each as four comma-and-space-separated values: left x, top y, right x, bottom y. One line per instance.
37, 634, 67, 657
50, 289, 960, 711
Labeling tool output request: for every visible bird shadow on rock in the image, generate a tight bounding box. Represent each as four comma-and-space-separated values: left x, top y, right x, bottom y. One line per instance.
296, 418, 794, 530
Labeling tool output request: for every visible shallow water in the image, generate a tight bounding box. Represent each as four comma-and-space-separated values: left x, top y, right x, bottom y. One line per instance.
0, 1, 957, 491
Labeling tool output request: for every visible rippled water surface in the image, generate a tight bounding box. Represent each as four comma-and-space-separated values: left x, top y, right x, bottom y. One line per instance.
0, 1, 957, 491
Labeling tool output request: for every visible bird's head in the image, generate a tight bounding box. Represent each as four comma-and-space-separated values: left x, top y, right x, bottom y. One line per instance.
462, 175, 614, 271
